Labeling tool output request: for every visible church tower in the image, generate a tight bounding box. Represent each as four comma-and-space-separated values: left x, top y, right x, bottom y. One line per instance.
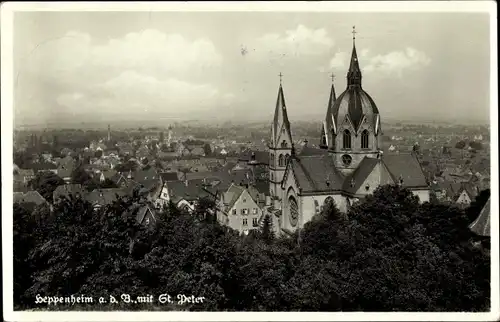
107, 124, 111, 142
269, 74, 293, 205
328, 27, 382, 176
320, 74, 337, 149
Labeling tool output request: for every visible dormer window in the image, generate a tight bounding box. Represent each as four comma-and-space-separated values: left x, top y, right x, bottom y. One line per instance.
365, 184, 370, 191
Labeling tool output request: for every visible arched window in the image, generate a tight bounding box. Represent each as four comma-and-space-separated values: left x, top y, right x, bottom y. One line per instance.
343, 129, 351, 149
270, 153, 274, 163
281, 140, 288, 148
289, 196, 299, 227
314, 200, 320, 214
285, 154, 290, 165
270, 173, 274, 181
361, 130, 369, 149
321, 135, 327, 146
278, 154, 284, 167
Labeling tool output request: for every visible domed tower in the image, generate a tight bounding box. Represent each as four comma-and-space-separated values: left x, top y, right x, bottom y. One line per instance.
269, 74, 293, 205
328, 27, 382, 175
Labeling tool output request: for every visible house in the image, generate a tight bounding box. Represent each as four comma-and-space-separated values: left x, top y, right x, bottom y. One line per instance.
454, 182, 479, 206
156, 179, 215, 211
469, 197, 490, 237
60, 147, 75, 157
159, 172, 179, 182
188, 145, 205, 157
126, 203, 158, 229
217, 183, 265, 234
13, 190, 48, 210
118, 144, 135, 156
85, 188, 128, 209
14, 168, 35, 185
53, 184, 84, 203
100, 169, 118, 182
31, 161, 58, 174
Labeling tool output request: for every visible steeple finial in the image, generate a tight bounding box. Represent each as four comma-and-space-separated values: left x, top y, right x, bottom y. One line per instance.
278, 72, 283, 86
347, 26, 362, 87
330, 73, 335, 84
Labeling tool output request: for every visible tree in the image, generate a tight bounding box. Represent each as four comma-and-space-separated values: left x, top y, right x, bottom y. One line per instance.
203, 143, 212, 156
100, 178, 118, 189
466, 189, 490, 224
260, 214, 274, 243
455, 140, 466, 149
469, 141, 483, 150
29, 171, 64, 202
70, 166, 92, 185
95, 150, 103, 158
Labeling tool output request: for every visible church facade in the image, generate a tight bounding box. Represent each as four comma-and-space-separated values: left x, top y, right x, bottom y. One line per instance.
268, 33, 430, 235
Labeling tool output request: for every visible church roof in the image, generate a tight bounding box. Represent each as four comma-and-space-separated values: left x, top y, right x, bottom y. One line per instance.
382, 154, 428, 188
331, 30, 379, 132
342, 157, 381, 194
289, 155, 344, 193
298, 145, 328, 157
469, 197, 490, 237
272, 84, 293, 146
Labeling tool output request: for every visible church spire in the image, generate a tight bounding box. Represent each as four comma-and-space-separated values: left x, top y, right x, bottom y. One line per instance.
347, 26, 362, 87
272, 73, 292, 146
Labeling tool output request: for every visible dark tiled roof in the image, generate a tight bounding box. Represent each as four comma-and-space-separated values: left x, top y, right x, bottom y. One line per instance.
53, 184, 84, 200
85, 188, 128, 206
14, 191, 47, 205
298, 146, 328, 157
166, 180, 213, 202
238, 150, 269, 165
382, 154, 428, 188
469, 198, 490, 236
159, 172, 179, 182
342, 157, 381, 194
290, 155, 344, 193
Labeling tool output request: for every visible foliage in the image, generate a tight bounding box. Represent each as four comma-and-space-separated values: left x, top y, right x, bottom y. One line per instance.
466, 189, 490, 224
468, 141, 483, 150
455, 140, 466, 149
14, 184, 490, 311
29, 171, 65, 202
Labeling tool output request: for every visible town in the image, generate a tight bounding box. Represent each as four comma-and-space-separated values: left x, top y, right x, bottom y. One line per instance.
13, 118, 490, 235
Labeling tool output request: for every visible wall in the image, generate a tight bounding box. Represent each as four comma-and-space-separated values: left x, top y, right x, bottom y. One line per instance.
354, 162, 394, 196
299, 194, 347, 224
411, 189, 431, 203
226, 189, 263, 233
455, 190, 471, 205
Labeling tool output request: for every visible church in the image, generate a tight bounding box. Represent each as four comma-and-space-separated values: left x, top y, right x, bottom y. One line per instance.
268, 30, 430, 234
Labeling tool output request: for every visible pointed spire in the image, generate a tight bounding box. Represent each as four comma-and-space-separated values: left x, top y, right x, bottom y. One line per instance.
347, 26, 362, 87
272, 73, 292, 146
328, 73, 337, 105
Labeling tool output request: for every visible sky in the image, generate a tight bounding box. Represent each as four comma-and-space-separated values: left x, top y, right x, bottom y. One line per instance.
13, 10, 491, 126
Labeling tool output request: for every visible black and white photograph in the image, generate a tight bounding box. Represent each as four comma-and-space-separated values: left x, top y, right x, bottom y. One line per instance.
2, 1, 498, 320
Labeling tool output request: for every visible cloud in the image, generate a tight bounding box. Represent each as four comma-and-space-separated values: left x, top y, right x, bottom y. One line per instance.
56, 70, 235, 116
20, 29, 231, 118
324, 47, 430, 77
246, 25, 334, 62
329, 52, 349, 69
364, 47, 431, 76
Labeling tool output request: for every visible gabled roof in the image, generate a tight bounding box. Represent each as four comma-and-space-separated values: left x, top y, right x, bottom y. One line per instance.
469, 197, 490, 236
14, 191, 47, 205
85, 188, 127, 206
382, 154, 428, 188
289, 155, 344, 193
166, 180, 213, 202
342, 157, 383, 193
53, 184, 84, 200
159, 171, 179, 182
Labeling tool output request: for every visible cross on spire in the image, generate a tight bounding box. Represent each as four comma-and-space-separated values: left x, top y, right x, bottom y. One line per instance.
278, 72, 283, 85
330, 73, 335, 83
352, 25, 357, 41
